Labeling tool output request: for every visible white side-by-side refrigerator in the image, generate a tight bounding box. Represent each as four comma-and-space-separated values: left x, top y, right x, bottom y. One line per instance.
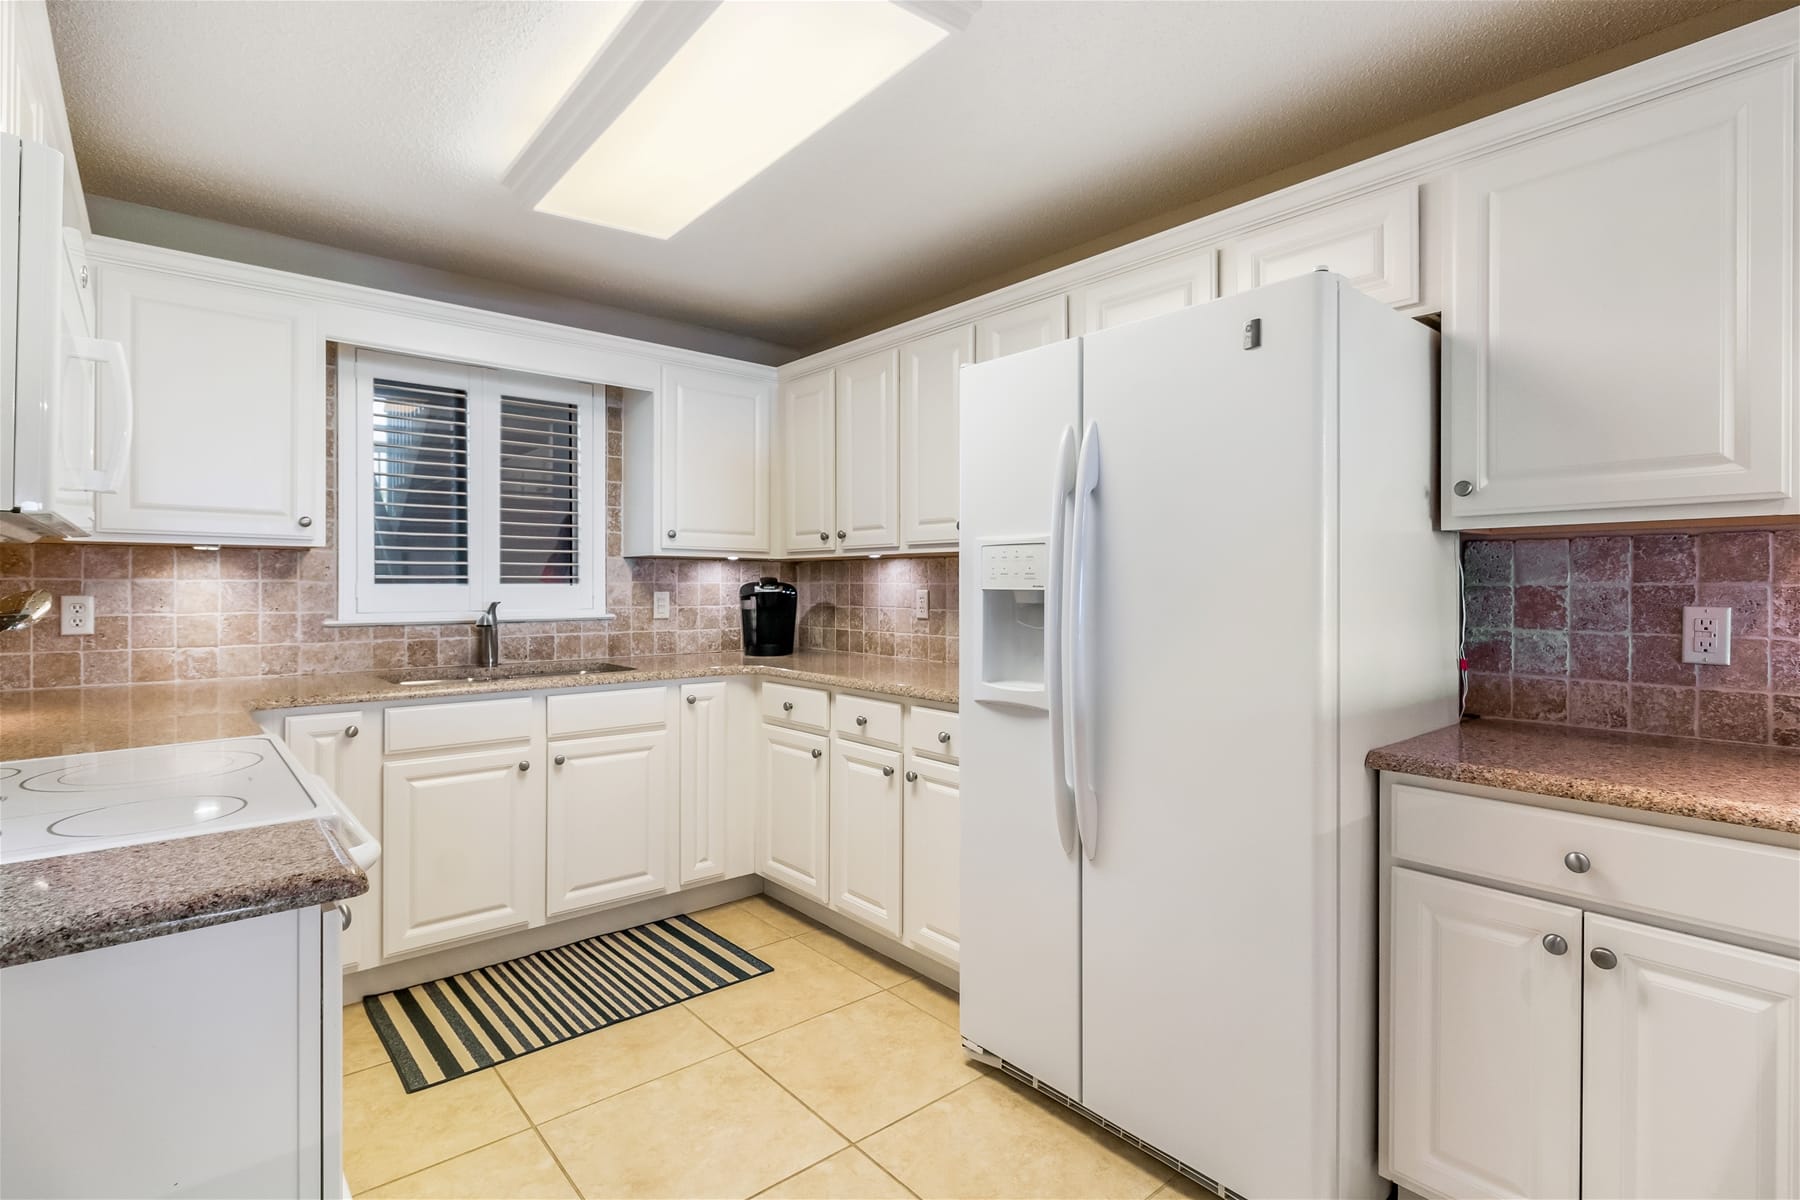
957, 271, 1460, 1200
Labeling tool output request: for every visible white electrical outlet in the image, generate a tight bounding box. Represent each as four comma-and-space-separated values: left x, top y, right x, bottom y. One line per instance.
61, 595, 95, 636
1682, 605, 1732, 665
915, 588, 930, 620
653, 591, 671, 620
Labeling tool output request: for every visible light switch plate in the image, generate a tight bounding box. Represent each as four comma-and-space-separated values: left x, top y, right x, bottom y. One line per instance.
61, 595, 94, 636
1681, 605, 1731, 665
915, 588, 930, 620
653, 591, 671, 620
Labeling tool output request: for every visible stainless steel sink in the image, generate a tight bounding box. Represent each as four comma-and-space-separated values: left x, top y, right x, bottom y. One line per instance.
377, 660, 635, 686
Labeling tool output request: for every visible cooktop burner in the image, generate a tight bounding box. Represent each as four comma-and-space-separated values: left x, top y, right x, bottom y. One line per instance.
47, 795, 250, 839
20, 746, 266, 793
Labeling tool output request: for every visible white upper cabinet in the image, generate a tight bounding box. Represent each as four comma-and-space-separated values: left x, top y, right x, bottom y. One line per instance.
975, 295, 1069, 362
1442, 59, 1797, 529
638, 364, 772, 555
899, 324, 972, 548
1580, 914, 1799, 1200
678, 682, 729, 886
1072, 247, 1219, 335
545, 726, 672, 916
779, 368, 836, 555
93, 263, 325, 545
1228, 184, 1420, 307
835, 349, 900, 551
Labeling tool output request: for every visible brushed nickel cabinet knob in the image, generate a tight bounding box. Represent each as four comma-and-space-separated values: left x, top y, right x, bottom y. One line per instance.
1453, 480, 1474, 498
1564, 851, 1591, 874
344, 724, 359, 738
1542, 933, 1568, 956
1590, 947, 1617, 970
518, 760, 530, 772
856, 715, 868, 726
882, 765, 895, 777
837, 530, 847, 539
810, 747, 822, 759
687, 694, 698, 704
818, 531, 830, 541
937, 731, 951, 744
783, 701, 794, 712
905, 770, 919, 782
554, 754, 566, 766
298, 515, 313, 528
666, 529, 677, 539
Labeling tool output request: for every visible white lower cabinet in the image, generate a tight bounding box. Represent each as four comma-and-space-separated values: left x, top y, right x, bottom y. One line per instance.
829, 738, 903, 938
759, 723, 831, 903
1382, 778, 1800, 1200
679, 682, 729, 885
1581, 914, 1799, 1200
282, 711, 380, 971
901, 753, 960, 966
545, 728, 672, 917
1387, 868, 1581, 1200
382, 747, 539, 956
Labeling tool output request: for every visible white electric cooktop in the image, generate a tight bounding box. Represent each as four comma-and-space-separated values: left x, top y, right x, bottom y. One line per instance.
0, 737, 328, 864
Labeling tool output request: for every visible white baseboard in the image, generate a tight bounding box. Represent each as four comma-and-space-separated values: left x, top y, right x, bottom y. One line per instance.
760, 880, 960, 992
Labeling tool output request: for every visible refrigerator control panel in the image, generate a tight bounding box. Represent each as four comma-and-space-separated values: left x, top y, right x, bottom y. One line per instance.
979, 541, 1048, 590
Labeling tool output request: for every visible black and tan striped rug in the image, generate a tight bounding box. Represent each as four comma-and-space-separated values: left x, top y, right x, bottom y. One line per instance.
363, 915, 772, 1092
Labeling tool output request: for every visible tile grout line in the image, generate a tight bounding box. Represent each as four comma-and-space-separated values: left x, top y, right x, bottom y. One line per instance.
489, 1062, 587, 1200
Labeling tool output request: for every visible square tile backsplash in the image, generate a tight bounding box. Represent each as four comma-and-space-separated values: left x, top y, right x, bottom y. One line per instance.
1462, 530, 1800, 746
0, 349, 956, 690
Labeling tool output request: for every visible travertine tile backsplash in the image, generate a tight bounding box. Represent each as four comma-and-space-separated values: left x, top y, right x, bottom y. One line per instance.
0, 349, 957, 690
1462, 530, 1799, 746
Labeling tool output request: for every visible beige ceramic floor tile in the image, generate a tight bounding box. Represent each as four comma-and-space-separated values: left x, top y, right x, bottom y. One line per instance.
1150, 1174, 1215, 1199
754, 1147, 914, 1199
342, 1065, 530, 1194
344, 1001, 392, 1074
691, 901, 788, 951
685, 938, 880, 1045
361, 1130, 576, 1199
733, 895, 821, 937
860, 1075, 1168, 1200
539, 1051, 845, 1199
496, 1004, 731, 1123
743, 992, 979, 1140
890, 977, 959, 1029
795, 928, 914, 988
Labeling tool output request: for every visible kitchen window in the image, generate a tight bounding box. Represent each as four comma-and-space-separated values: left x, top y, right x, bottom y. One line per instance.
338, 347, 604, 623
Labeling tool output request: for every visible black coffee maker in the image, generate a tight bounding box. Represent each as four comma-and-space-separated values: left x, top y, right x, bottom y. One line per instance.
739, 577, 797, 657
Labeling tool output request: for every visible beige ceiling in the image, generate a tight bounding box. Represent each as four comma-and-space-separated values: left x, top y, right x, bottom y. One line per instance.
48, 0, 1768, 357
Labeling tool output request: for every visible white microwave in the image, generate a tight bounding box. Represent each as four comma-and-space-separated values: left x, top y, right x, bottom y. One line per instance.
0, 134, 132, 541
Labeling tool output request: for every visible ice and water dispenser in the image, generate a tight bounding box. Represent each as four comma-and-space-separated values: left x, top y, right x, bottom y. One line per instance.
975, 539, 1049, 703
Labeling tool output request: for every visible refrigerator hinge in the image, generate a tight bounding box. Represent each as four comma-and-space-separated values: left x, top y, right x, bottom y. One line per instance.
960, 1037, 1002, 1068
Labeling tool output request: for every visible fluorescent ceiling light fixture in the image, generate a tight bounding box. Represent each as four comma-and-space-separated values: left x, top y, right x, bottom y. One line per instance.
509, 1, 962, 239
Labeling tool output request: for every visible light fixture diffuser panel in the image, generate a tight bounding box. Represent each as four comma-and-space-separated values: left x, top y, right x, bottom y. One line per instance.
537, 1, 948, 238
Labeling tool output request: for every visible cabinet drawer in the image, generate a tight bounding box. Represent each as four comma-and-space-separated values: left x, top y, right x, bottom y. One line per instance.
384, 697, 534, 754
760, 682, 829, 732
907, 706, 960, 763
547, 686, 669, 738
1391, 783, 1800, 949
834, 694, 902, 749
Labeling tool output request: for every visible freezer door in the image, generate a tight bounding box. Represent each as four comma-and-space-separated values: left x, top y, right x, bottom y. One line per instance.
1075, 274, 1341, 1198
957, 337, 1083, 1101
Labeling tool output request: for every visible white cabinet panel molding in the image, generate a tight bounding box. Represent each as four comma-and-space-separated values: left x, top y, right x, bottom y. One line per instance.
899, 324, 971, 547
780, 368, 836, 555
283, 711, 379, 971
829, 739, 903, 938
1443, 60, 1796, 527
1229, 184, 1419, 307
759, 724, 831, 903
975, 295, 1069, 363
834, 349, 900, 551
679, 681, 729, 886
622, 363, 772, 556
1072, 247, 1219, 335
545, 728, 673, 916
901, 753, 960, 966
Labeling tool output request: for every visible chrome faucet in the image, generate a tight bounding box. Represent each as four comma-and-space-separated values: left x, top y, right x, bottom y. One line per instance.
476, 601, 501, 668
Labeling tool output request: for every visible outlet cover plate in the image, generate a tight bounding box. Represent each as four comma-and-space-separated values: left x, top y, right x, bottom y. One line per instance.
60, 595, 95, 636
915, 588, 930, 620
1681, 605, 1731, 665
653, 591, 671, 620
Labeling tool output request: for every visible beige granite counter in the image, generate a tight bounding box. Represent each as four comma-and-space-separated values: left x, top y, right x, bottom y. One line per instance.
0, 650, 958, 760
1368, 719, 1800, 836
0, 821, 367, 967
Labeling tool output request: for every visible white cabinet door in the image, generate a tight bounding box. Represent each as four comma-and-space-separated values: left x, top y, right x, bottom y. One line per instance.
835, 349, 900, 551
975, 295, 1068, 363
1443, 63, 1795, 528
1228, 184, 1419, 306
759, 724, 830, 903
1581, 914, 1799, 1200
899, 324, 971, 547
1072, 247, 1219, 335
93, 263, 325, 544
829, 739, 903, 938
658, 364, 771, 554
901, 752, 959, 966
780, 368, 836, 555
282, 712, 380, 971
545, 728, 672, 917
382, 747, 538, 956
678, 681, 728, 886
1387, 868, 1582, 1200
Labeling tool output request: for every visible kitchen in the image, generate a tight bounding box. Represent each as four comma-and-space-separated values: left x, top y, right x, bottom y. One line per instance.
1, 2, 1797, 1198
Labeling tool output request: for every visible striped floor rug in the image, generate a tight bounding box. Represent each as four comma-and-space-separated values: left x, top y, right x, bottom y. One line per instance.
363, 914, 773, 1092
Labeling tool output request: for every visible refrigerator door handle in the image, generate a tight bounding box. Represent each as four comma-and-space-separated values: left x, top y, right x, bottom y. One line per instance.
1045, 424, 1079, 857
1069, 421, 1101, 860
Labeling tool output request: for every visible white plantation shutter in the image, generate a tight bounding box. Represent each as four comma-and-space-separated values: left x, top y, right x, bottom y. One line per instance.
342, 349, 602, 623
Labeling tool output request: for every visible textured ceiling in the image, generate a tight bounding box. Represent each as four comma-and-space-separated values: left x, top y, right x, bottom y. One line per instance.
49, 0, 1758, 354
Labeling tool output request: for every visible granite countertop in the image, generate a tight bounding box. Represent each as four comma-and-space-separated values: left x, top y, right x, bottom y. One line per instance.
1368, 719, 1800, 836
1, 821, 368, 968
0, 650, 959, 760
